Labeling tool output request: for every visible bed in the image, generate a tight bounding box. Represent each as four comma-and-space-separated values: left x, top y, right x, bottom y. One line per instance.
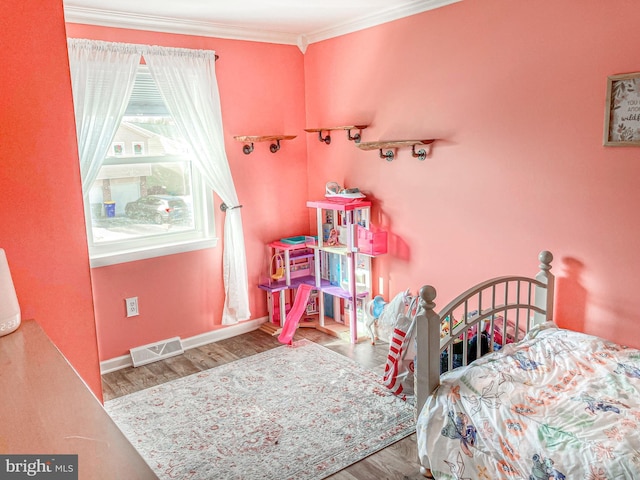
413, 251, 640, 479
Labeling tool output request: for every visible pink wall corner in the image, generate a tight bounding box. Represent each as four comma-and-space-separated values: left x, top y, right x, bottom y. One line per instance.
65, 24, 310, 360
8, 0, 639, 391
90, 249, 221, 360
305, 0, 640, 348
1, 1, 101, 396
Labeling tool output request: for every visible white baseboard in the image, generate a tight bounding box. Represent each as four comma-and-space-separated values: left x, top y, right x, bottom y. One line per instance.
100, 317, 268, 374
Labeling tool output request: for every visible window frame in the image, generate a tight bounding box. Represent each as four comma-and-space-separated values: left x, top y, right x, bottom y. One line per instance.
80, 62, 220, 268
86, 153, 217, 268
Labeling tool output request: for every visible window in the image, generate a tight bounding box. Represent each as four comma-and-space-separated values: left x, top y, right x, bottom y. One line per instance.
86, 66, 216, 267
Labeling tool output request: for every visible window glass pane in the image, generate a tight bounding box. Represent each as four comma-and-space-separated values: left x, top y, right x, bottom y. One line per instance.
88, 160, 195, 243
87, 112, 196, 243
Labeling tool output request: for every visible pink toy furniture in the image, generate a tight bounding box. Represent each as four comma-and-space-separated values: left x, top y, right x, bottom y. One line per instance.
258, 198, 387, 343
258, 239, 317, 335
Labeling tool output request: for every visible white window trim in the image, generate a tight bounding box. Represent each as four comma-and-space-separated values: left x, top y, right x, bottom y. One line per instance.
86, 165, 218, 268
89, 235, 218, 268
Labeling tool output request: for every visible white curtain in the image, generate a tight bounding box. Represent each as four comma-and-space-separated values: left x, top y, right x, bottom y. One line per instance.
143, 46, 250, 324
66, 39, 140, 194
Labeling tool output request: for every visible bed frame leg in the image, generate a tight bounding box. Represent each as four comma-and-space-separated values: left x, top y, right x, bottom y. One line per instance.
415, 285, 441, 416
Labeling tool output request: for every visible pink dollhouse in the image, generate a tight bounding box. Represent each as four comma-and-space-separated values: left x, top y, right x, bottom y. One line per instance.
259, 196, 387, 343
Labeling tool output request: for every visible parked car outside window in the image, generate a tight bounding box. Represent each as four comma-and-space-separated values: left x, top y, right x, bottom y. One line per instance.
125, 195, 189, 224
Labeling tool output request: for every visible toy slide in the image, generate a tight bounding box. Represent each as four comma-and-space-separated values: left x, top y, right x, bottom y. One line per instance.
278, 284, 313, 344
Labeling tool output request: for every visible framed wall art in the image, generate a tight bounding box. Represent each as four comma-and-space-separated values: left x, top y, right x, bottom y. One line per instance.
604, 72, 640, 146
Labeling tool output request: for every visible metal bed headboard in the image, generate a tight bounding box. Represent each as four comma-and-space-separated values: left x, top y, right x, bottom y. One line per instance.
414, 251, 554, 416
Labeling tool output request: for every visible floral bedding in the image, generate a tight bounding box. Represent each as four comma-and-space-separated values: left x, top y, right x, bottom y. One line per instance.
416, 322, 640, 479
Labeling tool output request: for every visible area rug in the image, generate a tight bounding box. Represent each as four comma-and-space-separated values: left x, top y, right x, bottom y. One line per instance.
105, 339, 415, 480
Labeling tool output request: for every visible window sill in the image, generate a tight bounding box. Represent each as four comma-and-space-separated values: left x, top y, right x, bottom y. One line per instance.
89, 237, 219, 268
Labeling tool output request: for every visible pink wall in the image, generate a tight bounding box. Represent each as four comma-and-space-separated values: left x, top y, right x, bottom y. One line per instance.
8, 0, 637, 383
304, 0, 640, 348
65, 24, 309, 360
1, 1, 101, 396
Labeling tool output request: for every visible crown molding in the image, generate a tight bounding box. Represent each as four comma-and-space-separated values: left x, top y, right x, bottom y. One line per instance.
304, 0, 462, 45
63, 6, 301, 47
64, 0, 462, 54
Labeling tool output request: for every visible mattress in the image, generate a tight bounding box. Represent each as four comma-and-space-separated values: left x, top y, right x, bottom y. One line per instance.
416, 322, 640, 479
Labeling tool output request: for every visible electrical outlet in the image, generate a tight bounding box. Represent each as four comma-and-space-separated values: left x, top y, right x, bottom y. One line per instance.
125, 297, 139, 317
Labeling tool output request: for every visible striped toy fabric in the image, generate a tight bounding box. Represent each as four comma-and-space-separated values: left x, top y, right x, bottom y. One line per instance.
382, 298, 417, 401
382, 325, 407, 397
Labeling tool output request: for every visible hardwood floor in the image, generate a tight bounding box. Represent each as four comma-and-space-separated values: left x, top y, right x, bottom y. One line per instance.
102, 327, 424, 480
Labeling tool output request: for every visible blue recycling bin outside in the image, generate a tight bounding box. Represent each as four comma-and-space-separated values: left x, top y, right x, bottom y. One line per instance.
104, 201, 116, 218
